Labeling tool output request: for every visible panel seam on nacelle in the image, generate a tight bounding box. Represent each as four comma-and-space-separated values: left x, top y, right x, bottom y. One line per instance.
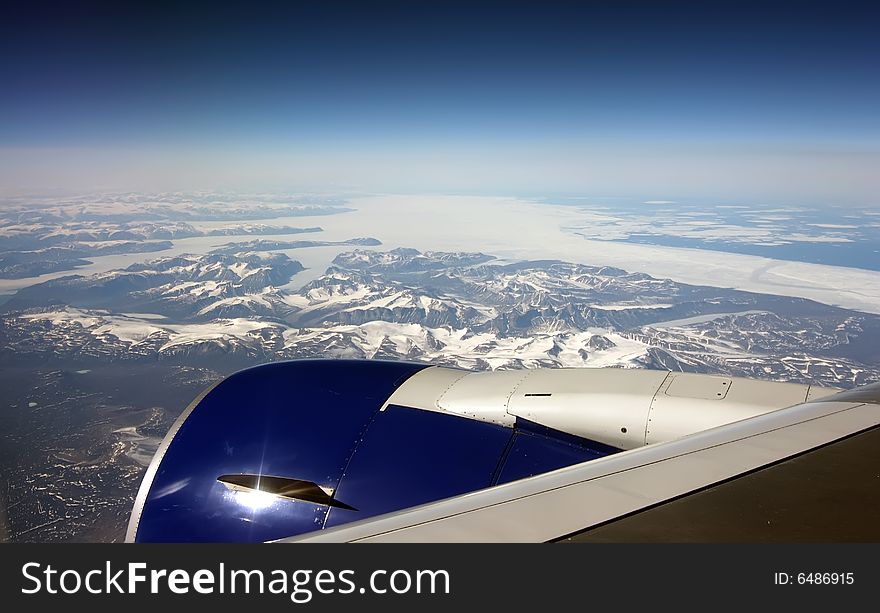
503, 369, 535, 417
326, 363, 433, 529
433, 368, 473, 411
643, 371, 672, 447
488, 430, 519, 487
325, 405, 385, 530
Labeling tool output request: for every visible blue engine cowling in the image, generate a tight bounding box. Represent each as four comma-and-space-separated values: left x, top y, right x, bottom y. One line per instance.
128, 359, 618, 543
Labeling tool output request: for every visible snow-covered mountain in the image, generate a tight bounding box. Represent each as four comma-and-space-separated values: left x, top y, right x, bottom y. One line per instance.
3, 248, 878, 388
5, 250, 303, 320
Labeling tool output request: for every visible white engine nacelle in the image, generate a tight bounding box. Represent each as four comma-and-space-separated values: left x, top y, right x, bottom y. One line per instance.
381, 366, 840, 450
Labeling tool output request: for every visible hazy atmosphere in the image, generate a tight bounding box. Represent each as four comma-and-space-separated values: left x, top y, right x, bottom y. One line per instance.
2, 1, 878, 201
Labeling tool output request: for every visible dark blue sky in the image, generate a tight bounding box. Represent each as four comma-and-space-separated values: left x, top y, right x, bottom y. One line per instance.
1, 1, 878, 199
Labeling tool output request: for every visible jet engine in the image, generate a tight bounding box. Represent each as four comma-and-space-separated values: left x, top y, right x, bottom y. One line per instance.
128, 359, 832, 542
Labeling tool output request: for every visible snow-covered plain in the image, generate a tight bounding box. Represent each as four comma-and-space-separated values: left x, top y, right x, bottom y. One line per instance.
321, 195, 880, 315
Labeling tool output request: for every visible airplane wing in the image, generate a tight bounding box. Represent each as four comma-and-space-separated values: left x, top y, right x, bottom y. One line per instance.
126, 359, 880, 543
